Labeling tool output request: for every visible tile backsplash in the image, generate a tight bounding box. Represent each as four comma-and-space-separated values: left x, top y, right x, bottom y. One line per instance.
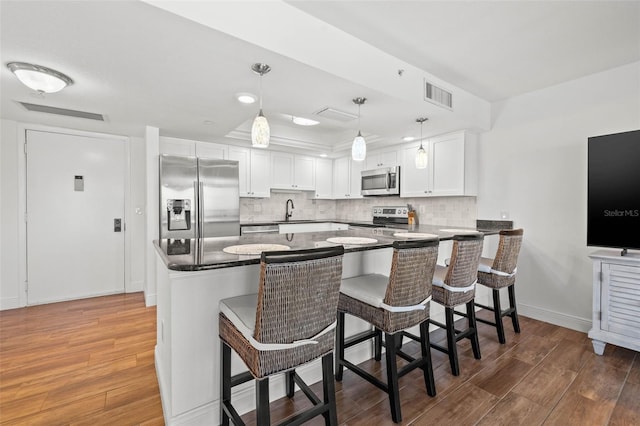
240, 191, 476, 227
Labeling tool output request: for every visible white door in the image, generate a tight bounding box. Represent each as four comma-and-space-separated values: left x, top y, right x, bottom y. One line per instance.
26, 130, 126, 304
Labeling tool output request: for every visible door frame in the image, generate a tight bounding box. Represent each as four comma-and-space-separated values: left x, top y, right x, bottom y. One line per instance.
17, 123, 132, 307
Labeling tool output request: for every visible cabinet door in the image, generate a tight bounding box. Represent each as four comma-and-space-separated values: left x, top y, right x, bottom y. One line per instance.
315, 158, 333, 199
430, 133, 465, 196
294, 155, 316, 190
366, 149, 398, 169
249, 149, 271, 197
270, 152, 294, 189
333, 157, 350, 199
228, 146, 251, 197
195, 141, 228, 159
349, 159, 364, 198
400, 144, 431, 197
601, 263, 640, 339
160, 137, 196, 156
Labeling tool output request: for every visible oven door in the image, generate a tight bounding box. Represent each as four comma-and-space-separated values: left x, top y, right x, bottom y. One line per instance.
361, 167, 399, 196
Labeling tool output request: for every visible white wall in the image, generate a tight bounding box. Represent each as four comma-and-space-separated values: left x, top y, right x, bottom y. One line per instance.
0, 119, 21, 309
477, 61, 640, 331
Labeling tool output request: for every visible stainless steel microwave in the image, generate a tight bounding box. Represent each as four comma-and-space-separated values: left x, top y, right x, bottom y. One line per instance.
361, 166, 400, 196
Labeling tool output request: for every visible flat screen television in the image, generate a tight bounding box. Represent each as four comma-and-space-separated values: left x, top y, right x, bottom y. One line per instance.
587, 129, 640, 254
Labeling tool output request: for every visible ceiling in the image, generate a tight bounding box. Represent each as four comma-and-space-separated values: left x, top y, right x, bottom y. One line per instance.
1, 1, 638, 157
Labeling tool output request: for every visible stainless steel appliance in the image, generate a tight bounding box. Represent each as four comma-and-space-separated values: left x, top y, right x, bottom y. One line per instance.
361, 166, 400, 196
159, 154, 240, 239
372, 206, 409, 227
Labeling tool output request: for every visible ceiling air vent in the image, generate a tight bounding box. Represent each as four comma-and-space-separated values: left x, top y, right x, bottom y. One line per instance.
18, 102, 105, 121
424, 80, 453, 109
313, 107, 358, 123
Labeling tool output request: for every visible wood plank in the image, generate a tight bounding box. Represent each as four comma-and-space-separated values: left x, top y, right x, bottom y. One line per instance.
470, 355, 535, 398
512, 364, 577, 409
608, 381, 640, 426
476, 391, 548, 426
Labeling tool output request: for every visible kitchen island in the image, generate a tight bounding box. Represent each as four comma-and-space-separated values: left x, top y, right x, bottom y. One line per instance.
154, 225, 497, 425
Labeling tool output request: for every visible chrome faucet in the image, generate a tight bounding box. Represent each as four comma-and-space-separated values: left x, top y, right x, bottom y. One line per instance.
285, 199, 295, 222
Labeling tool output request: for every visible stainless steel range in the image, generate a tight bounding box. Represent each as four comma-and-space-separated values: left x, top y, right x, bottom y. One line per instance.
372, 206, 409, 227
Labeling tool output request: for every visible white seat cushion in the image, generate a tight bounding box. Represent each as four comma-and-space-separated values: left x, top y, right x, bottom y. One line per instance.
340, 274, 389, 308
478, 257, 493, 273
220, 294, 258, 343
432, 264, 448, 287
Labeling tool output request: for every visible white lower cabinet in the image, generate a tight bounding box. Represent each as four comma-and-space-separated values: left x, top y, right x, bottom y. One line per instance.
588, 250, 640, 355
333, 156, 363, 199
228, 146, 270, 197
400, 130, 477, 198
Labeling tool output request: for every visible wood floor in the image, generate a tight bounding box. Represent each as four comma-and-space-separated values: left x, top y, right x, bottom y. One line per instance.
1, 294, 638, 425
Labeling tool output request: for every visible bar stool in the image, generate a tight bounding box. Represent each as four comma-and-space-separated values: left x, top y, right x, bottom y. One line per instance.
430, 233, 484, 376
474, 229, 524, 344
219, 246, 345, 426
335, 239, 439, 423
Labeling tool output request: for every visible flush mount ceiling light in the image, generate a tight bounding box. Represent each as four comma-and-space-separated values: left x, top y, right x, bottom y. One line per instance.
403, 136, 415, 142
7, 62, 73, 93
351, 97, 367, 162
250, 63, 271, 148
291, 116, 319, 126
236, 92, 256, 104
415, 117, 429, 169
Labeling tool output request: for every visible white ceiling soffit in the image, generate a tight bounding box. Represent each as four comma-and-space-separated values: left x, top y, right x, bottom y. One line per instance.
141, 0, 492, 132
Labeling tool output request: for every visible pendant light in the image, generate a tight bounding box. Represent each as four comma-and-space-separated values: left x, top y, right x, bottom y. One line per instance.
351, 97, 367, 162
415, 117, 428, 169
7, 62, 73, 93
251, 63, 271, 148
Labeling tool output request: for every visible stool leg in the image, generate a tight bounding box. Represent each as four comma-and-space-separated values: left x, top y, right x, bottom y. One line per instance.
419, 321, 436, 397
466, 300, 481, 360
321, 353, 338, 426
384, 332, 402, 423
374, 328, 382, 361
445, 307, 460, 376
255, 378, 270, 426
221, 341, 231, 426
286, 370, 295, 398
492, 289, 506, 344
335, 311, 345, 381
508, 285, 521, 333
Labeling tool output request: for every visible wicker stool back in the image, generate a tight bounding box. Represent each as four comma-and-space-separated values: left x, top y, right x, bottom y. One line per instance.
336, 238, 439, 423
220, 245, 344, 426
475, 228, 524, 343
430, 233, 484, 376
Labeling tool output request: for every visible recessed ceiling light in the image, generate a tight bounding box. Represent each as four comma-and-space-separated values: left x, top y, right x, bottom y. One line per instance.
236, 92, 256, 104
203, 120, 215, 125
319, 153, 328, 158
403, 136, 415, 142
292, 116, 319, 126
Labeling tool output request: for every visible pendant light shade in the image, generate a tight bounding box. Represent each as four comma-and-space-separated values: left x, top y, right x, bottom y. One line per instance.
352, 97, 367, 162
251, 63, 271, 148
415, 117, 429, 169
7, 62, 73, 93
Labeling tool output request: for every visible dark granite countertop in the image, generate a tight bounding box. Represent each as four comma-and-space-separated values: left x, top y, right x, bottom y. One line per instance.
155, 224, 499, 271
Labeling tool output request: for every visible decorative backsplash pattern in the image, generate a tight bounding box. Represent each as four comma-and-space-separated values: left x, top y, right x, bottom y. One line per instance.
240, 191, 477, 227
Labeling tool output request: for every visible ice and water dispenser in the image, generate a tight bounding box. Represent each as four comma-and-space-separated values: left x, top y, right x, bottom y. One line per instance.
166, 199, 191, 231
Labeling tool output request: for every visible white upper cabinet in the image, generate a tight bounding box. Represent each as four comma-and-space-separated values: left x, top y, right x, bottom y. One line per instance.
314, 158, 333, 199
333, 156, 364, 199
159, 137, 228, 159
270, 152, 316, 190
195, 141, 228, 159
228, 146, 270, 198
365, 148, 399, 169
400, 130, 477, 198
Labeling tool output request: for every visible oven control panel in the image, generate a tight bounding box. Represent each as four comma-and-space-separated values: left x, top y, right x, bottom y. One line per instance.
372, 206, 408, 218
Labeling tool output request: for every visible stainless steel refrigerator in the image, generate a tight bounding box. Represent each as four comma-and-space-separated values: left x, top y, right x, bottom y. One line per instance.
159, 154, 239, 239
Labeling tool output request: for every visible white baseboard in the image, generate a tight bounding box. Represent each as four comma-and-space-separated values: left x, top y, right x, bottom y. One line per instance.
0, 296, 20, 311
158, 343, 372, 426
145, 291, 157, 307
518, 303, 591, 333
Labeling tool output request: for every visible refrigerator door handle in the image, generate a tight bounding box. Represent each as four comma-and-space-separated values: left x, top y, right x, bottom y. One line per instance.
198, 181, 204, 239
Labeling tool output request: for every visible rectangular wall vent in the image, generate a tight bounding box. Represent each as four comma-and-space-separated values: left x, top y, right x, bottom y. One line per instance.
313, 107, 358, 122
424, 80, 453, 109
19, 102, 105, 121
